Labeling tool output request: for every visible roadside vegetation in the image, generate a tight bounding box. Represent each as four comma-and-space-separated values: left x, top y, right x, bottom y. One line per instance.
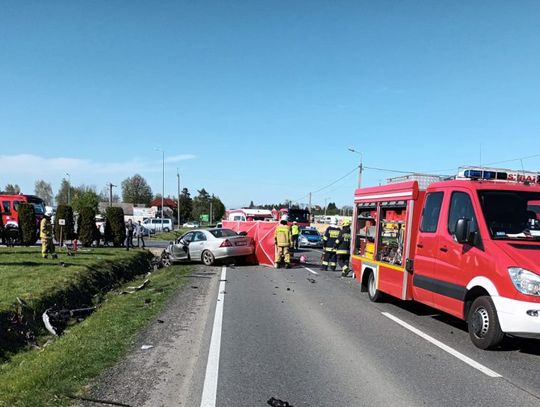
150, 228, 189, 241
0, 264, 191, 406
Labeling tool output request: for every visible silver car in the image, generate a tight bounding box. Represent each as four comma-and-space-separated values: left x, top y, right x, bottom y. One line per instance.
165, 228, 254, 266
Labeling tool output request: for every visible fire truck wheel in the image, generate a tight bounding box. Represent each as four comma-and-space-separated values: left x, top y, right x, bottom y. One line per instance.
467, 296, 504, 350
367, 271, 382, 302
202, 250, 215, 266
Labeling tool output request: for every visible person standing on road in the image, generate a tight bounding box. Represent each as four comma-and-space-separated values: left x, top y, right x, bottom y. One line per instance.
125, 219, 134, 251
291, 221, 300, 250
40, 214, 57, 259
274, 217, 292, 268
321, 219, 340, 271
335, 219, 352, 277
135, 220, 146, 249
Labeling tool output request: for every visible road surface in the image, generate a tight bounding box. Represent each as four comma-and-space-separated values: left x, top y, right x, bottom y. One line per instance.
87, 248, 540, 407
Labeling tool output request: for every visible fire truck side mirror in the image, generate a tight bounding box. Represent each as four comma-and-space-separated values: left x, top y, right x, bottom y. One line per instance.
455, 218, 471, 244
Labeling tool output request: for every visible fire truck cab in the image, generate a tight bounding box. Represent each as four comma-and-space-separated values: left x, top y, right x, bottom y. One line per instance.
352, 167, 540, 349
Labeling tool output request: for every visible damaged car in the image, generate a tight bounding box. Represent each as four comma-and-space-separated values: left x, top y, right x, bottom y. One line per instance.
164, 228, 255, 266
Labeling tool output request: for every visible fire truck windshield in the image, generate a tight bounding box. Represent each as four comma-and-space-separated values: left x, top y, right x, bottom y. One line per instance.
287, 209, 310, 223
478, 191, 540, 240
27, 197, 45, 215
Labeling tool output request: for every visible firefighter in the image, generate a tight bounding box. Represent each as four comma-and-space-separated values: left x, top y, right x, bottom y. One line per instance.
274, 217, 292, 268
335, 219, 352, 277
321, 219, 340, 270
40, 214, 57, 259
291, 221, 300, 250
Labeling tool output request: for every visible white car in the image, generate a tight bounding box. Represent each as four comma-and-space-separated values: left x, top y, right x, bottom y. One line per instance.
182, 221, 200, 228
143, 218, 173, 233
165, 228, 254, 266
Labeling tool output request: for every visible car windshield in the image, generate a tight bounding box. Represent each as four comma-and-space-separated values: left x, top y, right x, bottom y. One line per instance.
209, 228, 238, 238
287, 209, 310, 223
478, 190, 540, 240
301, 229, 319, 236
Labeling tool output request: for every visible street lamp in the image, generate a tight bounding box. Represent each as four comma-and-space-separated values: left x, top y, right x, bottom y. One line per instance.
65, 173, 71, 205
348, 147, 363, 188
154, 148, 165, 231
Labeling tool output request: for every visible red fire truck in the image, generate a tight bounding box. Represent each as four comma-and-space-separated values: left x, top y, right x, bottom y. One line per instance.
272, 207, 311, 227
351, 167, 540, 349
0, 194, 46, 228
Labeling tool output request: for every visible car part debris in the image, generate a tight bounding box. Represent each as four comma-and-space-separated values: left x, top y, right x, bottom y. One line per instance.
122, 278, 150, 294
66, 394, 132, 407
267, 397, 293, 407
141, 344, 154, 350
307, 278, 316, 284
42, 306, 96, 336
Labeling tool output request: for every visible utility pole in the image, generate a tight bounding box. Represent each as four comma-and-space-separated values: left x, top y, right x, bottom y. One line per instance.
177, 169, 180, 229
107, 182, 117, 207
348, 147, 363, 189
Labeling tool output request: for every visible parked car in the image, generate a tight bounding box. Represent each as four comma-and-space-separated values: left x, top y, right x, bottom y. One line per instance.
298, 227, 323, 248
182, 221, 200, 228
164, 228, 254, 266
143, 218, 173, 233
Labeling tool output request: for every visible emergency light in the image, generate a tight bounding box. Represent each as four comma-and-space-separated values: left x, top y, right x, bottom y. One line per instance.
457, 167, 540, 184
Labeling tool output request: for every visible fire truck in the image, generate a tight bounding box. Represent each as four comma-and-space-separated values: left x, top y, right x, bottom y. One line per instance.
351, 167, 540, 349
224, 208, 274, 222
272, 207, 311, 227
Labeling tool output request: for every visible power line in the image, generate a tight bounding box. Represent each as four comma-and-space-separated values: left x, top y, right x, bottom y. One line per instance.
293, 165, 359, 202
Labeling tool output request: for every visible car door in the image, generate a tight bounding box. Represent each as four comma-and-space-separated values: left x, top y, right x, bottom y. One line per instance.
171, 232, 194, 261
189, 231, 208, 260
412, 190, 445, 308
433, 189, 482, 318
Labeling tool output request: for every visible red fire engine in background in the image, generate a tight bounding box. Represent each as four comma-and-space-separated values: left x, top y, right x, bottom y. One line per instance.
351, 167, 540, 349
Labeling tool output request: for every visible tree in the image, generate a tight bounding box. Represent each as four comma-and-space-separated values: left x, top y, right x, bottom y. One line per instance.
77, 206, 99, 246
210, 194, 225, 223
121, 174, 153, 205
34, 180, 53, 205
99, 186, 120, 204
72, 185, 100, 213
4, 184, 21, 194
55, 178, 75, 206
192, 188, 211, 223
248, 200, 255, 209
179, 187, 193, 222
18, 203, 37, 246
105, 207, 126, 247
54, 205, 75, 241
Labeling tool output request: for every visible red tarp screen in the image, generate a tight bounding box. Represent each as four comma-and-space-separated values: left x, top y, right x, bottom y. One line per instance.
222, 221, 278, 266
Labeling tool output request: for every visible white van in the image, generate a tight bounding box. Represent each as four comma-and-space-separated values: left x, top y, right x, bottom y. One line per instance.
142, 218, 173, 233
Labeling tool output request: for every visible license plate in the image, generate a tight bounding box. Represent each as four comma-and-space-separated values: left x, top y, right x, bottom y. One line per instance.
235, 241, 247, 246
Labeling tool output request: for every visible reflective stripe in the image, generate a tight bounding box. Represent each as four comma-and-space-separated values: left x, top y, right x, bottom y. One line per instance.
335, 250, 349, 254
321, 260, 329, 265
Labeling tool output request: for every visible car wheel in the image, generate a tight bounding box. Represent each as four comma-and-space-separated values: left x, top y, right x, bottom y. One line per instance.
367, 271, 382, 302
202, 250, 215, 266
164, 227, 170, 232
467, 296, 504, 350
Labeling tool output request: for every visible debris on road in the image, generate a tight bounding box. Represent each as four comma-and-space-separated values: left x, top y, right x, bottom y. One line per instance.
141, 344, 154, 350
122, 278, 150, 294
306, 278, 316, 284
267, 397, 294, 407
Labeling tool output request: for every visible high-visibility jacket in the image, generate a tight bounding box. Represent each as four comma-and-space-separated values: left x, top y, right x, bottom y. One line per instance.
334, 225, 351, 255
291, 224, 300, 236
274, 224, 292, 247
40, 218, 53, 240
322, 226, 340, 252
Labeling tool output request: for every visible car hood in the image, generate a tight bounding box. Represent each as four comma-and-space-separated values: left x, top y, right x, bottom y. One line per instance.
302, 234, 321, 242
493, 241, 540, 275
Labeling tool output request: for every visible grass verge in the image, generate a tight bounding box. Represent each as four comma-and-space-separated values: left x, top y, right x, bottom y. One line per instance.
0, 247, 152, 358
0, 264, 191, 407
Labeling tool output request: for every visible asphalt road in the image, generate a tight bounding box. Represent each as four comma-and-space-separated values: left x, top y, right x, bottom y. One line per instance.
85, 248, 540, 407
203, 249, 540, 407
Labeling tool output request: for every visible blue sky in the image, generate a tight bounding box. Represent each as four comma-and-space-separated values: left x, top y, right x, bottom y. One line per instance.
1, 1, 540, 208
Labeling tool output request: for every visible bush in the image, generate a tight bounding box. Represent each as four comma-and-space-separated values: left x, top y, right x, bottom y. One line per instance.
77, 207, 99, 247
54, 205, 75, 242
105, 207, 126, 247
18, 203, 37, 246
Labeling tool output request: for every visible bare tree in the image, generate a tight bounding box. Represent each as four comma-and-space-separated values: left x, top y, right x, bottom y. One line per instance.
34, 180, 53, 205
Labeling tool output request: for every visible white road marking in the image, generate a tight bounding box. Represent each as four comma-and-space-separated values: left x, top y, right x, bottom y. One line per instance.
200, 266, 227, 407
304, 267, 319, 275
382, 312, 502, 378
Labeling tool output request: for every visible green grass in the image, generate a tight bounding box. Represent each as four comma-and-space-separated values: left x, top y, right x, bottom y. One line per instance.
150, 228, 188, 241
0, 247, 145, 310
0, 264, 191, 407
